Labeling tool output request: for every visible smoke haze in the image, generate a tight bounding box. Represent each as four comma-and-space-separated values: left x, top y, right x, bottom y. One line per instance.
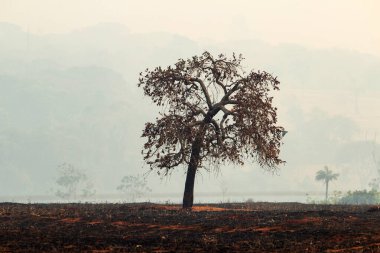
1, 1, 379, 203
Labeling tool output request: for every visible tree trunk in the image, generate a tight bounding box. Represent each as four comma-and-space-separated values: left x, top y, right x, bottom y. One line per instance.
325, 181, 329, 203
182, 112, 217, 209
182, 136, 203, 209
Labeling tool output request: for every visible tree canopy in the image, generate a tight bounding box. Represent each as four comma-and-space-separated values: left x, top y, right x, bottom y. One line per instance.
315, 166, 339, 183
138, 51, 285, 207
315, 166, 339, 202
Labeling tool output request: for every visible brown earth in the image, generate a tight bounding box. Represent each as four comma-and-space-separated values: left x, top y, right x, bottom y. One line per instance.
1, 202, 380, 252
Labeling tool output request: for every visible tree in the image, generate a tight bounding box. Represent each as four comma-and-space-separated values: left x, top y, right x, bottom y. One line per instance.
315, 166, 339, 202
369, 170, 380, 191
369, 137, 380, 191
55, 163, 95, 200
219, 180, 229, 203
116, 175, 151, 202
138, 51, 285, 208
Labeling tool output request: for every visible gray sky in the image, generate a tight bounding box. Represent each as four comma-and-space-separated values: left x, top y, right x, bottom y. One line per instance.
1, 0, 380, 56
1, 1, 380, 203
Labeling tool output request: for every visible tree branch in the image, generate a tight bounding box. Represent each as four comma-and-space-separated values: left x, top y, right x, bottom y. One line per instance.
185, 102, 206, 117
190, 77, 213, 109
210, 119, 223, 146
225, 80, 242, 98
203, 66, 228, 94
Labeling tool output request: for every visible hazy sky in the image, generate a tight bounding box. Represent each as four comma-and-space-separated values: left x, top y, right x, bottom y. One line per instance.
1, 1, 380, 203
1, 0, 379, 56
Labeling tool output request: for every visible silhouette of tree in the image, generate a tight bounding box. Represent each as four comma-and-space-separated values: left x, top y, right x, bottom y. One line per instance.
55, 163, 95, 200
315, 166, 339, 202
139, 51, 285, 208
117, 175, 151, 202
369, 137, 380, 191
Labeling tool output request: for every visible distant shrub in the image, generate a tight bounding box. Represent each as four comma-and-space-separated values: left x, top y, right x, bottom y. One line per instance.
339, 190, 380, 205
245, 198, 254, 203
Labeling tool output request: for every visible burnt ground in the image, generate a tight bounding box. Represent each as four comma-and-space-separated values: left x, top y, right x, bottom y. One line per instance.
0, 202, 380, 252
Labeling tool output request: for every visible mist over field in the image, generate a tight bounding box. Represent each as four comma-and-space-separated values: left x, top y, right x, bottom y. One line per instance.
1, 16, 380, 203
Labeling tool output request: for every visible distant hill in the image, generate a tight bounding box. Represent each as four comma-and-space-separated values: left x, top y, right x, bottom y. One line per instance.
1, 22, 379, 198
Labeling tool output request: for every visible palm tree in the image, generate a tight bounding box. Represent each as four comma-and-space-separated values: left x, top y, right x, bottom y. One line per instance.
315, 166, 339, 202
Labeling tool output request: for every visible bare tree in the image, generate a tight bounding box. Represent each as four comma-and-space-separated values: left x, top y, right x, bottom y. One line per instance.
369, 135, 380, 190
138, 51, 285, 208
117, 175, 151, 202
219, 180, 229, 203
55, 163, 95, 200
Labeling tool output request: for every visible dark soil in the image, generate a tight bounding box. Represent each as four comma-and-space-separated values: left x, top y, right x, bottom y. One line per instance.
1, 202, 380, 252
